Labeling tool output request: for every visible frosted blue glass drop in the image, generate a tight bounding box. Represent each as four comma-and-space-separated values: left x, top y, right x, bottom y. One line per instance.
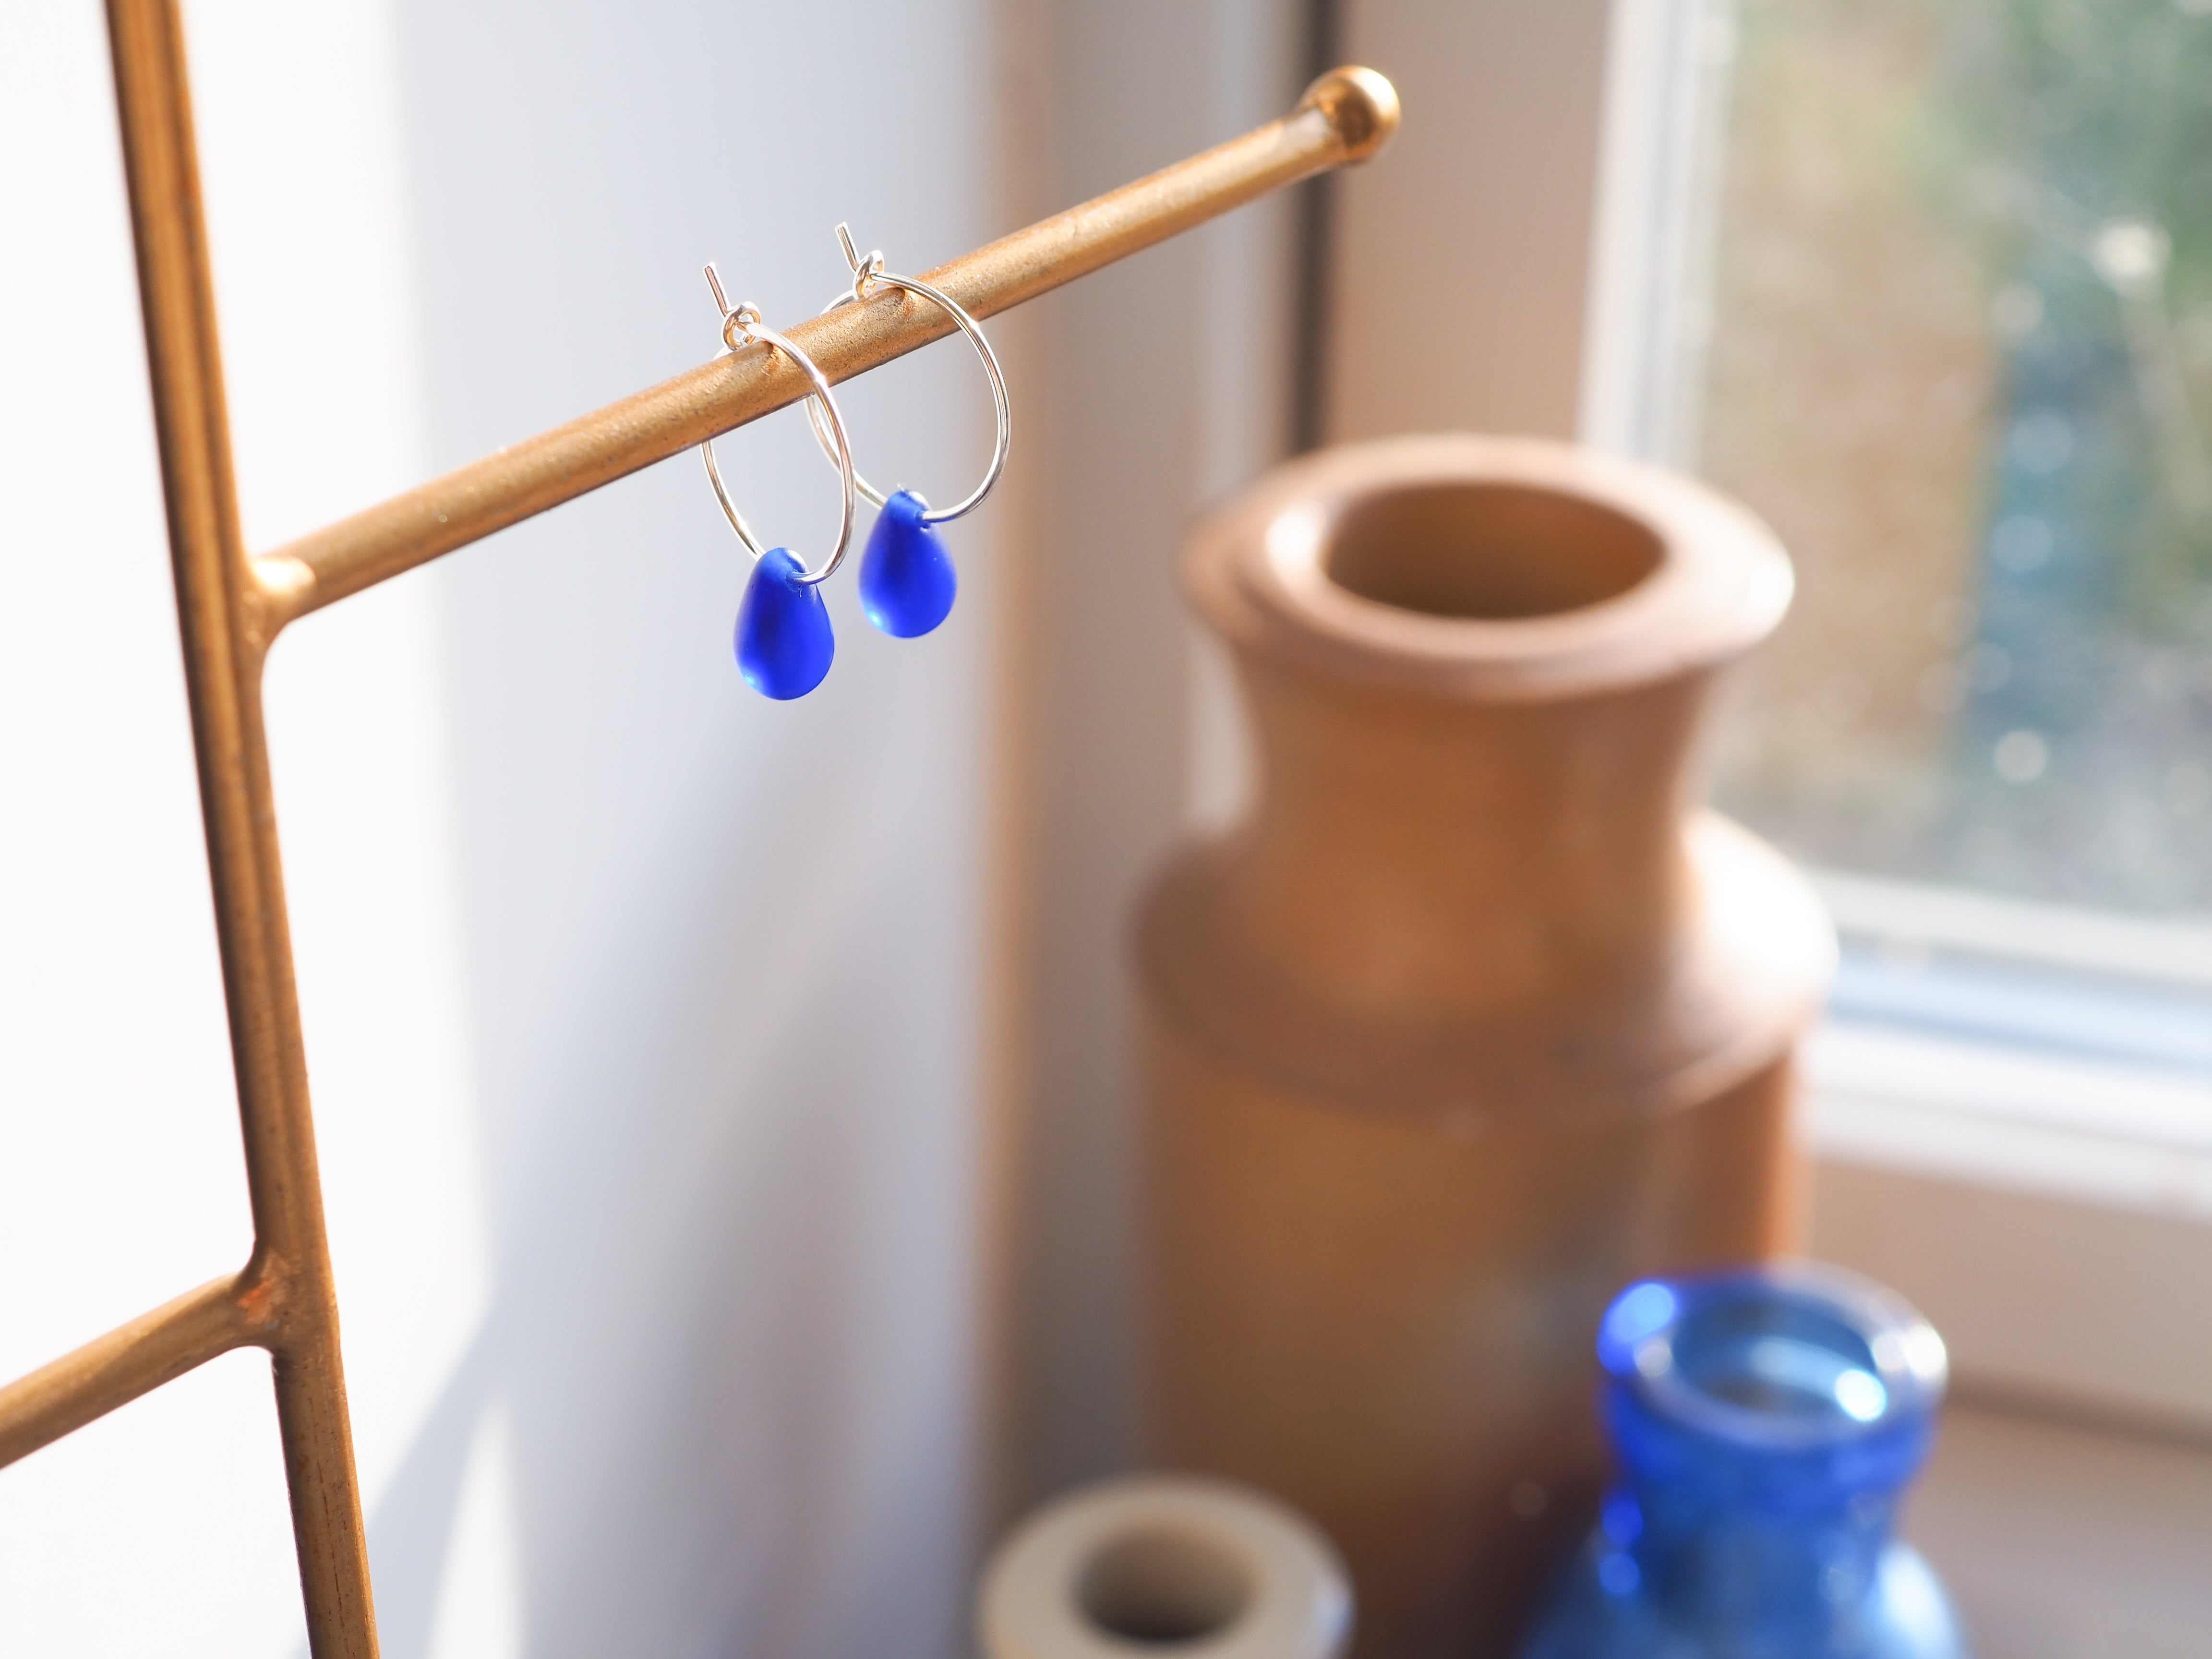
858, 489, 957, 638
734, 547, 834, 699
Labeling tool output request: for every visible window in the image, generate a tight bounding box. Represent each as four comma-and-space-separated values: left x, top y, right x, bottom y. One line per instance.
1703, 0, 2212, 917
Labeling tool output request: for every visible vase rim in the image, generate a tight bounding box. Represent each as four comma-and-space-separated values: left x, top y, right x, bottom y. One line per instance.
1187, 434, 1793, 701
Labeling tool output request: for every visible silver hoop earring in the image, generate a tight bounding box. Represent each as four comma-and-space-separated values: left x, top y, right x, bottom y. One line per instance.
701, 263, 856, 699
806, 224, 1011, 638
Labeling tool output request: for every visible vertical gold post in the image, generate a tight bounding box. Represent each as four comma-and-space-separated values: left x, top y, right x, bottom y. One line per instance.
102, 2, 377, 1654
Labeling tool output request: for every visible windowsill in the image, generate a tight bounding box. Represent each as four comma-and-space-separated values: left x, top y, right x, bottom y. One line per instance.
1906, 1401, 2212, 1659
1808, 1022, 2212, 1218
1792, 867, 2212, 1438
1804, 1015, 2212, 1441
1809, 868, 2212, 993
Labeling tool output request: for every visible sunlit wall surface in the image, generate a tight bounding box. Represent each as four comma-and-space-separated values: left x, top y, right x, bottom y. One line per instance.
0, 2, 997, 1656
1702, 0, 2212, 917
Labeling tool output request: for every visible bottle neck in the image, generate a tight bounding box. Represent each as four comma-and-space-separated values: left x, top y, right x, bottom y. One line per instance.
1591, 1268, 1949, 1647
1614, 1478, 1899, 1639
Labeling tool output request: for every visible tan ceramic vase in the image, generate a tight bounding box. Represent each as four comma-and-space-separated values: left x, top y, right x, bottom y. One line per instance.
1134, 435, 1833, 1659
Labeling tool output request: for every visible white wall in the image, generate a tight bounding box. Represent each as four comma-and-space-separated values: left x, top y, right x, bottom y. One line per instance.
1328, 0, 1614, 444
0, 7, 303, 1648
0, 2, 1002, 1655
998, 0, 1302, 1502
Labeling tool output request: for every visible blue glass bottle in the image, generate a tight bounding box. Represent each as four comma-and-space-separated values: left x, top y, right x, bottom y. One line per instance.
1520, 1264, 1968, 1659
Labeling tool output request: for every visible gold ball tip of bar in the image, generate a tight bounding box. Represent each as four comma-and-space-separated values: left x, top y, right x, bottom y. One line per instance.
1298, 65, 1401, 163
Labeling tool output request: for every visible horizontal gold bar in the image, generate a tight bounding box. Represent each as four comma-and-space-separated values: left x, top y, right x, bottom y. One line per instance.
253, 66, 1398, 631
0, 1268, 279, 1469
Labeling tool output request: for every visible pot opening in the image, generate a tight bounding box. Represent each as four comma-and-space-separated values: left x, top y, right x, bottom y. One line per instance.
1322, 481, 1664, 620
1076, 1525, 1254, 1645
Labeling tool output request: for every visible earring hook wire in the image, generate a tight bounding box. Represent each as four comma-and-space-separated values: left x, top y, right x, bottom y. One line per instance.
697, 262, 857, 585
805, 224, 1011, 526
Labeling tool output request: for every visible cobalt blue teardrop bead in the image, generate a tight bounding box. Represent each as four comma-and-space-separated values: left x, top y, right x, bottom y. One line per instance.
858, 489, 957, 638
734, 547, 835, 699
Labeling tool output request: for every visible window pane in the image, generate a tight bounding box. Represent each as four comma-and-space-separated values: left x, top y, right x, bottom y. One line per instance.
1702, 0, 2212, 918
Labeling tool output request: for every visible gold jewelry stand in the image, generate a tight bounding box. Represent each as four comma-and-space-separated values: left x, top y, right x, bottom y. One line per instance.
0, 1, 1395, 1652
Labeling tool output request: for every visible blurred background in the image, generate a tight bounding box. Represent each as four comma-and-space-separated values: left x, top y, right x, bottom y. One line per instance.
1, 1, 2208, 1656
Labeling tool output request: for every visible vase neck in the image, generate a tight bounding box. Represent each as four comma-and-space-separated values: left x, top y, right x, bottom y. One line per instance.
1225, 657, 1712, 1012
1174, 437, 1800, 1040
